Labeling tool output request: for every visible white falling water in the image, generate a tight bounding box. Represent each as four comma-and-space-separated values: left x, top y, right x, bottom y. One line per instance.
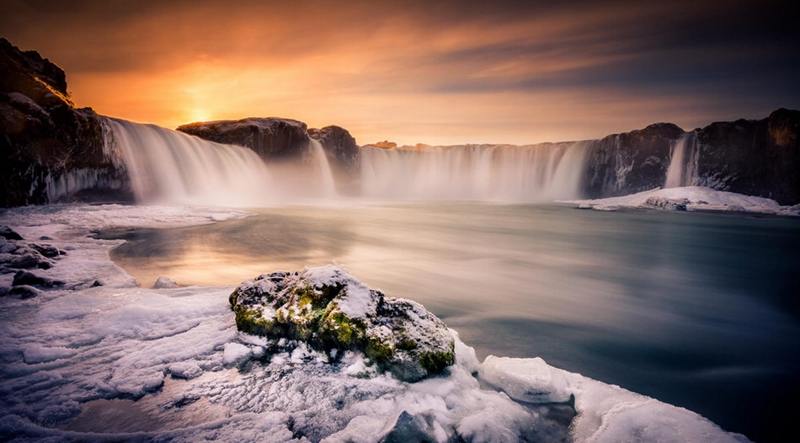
665, 133, 697, 188
309, 138, 337, 198
106, 118, 275, 206
360, 142, 591, 201
105, 117, 594, 205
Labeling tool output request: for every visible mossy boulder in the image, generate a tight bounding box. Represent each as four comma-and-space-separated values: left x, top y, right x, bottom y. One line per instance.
229, 265, 455, 382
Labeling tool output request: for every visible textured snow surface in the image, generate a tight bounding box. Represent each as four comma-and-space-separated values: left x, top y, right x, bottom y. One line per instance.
0, 204, 750, 442
566, 186, 800, 216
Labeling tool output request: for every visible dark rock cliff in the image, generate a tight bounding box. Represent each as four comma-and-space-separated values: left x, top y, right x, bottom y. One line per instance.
693, 109, 800, 205
308, 125, 360, 193
579, 110, 800, 204
583, 123, 685, 199
0, 38, 129, 207
176, 118, 311, 160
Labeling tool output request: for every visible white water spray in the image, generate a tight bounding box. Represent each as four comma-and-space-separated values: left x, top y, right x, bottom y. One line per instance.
105, 118, 595, 205
665, 133, 698, 188
106, 118, 275, 206
360, 142, 591, 201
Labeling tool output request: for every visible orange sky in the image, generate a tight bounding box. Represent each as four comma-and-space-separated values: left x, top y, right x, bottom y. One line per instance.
2, 0, 798, 145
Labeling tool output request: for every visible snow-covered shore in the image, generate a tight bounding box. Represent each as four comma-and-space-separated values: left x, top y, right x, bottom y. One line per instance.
0, 204, 750, 442
564, 186, 800, 216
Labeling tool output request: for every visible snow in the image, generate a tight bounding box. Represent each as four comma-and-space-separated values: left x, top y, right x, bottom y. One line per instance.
303, 264, 376, 319
223, 343, 253, 365
479, 356, 571, 404
565, 186, 800, 216
0, 204, 750, 442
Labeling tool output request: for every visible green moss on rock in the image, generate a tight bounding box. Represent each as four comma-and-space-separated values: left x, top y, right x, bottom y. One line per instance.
229, 266, 456, 382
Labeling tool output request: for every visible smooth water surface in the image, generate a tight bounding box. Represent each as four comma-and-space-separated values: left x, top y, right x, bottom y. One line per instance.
105, 203, 800, 442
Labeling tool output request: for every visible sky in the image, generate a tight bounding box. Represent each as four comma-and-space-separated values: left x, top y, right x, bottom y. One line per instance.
1, 0, 798, 145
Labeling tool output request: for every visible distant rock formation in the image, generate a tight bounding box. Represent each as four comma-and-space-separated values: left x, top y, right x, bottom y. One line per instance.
0, 38, 129, 207
693, 109, 800, 205
582, 110, 800, 204
176, 118, 311, 160
368, 140, 397, 149
583, 123, 685, 199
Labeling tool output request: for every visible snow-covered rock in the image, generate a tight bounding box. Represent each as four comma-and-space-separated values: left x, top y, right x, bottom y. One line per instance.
154, 276, 179, 289
565, 186, 799, 216
230, 265, 456, 382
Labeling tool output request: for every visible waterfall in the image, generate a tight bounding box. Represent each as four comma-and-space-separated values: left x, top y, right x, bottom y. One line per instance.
106, 118, 275, 206
105, 117, 594, 205
359, 142, 591, 201
665, 133, 698, 188
309, 138, 337, 198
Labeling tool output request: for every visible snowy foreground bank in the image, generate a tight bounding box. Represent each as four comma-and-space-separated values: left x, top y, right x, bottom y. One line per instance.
0, 204, 750, 442
565, 186, 800, 216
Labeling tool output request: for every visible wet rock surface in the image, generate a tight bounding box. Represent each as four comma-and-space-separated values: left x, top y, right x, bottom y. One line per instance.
0, 225, 66, 297
230, 265, 456, 382
176, 117, 311, 160
0, 38, 130, 207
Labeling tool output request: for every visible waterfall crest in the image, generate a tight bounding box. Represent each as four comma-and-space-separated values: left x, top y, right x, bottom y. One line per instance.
106, 118, 595, 205
106, 118, 275, 206
360, 142, 591, 201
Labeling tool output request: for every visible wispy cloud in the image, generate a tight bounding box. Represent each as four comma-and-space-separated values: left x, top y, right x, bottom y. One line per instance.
2, 0, 797, 144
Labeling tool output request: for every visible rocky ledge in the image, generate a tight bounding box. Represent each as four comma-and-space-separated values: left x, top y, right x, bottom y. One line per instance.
229, 265, 455, 382
176, 117, 311, 160
0, 225, 66, 298
0, 38, 129, 207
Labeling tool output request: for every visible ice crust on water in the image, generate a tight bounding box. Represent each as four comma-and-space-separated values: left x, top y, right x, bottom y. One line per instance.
0, 204, 750, 442
565, 185, 800, 216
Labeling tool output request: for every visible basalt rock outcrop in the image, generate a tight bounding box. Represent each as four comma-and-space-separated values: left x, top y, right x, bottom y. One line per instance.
229, 265, 456, 382
583, 123, 685, 199
176, 118, 311, 160
692, 109, 800, 205
308, 125, 361, 192
0, 38, 129, 207
579, 110, 800, 204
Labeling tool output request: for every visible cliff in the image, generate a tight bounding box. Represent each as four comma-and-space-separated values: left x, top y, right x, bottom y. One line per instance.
0, 38, 129, 207
693, 109, 800, 205
583, 123, 685, 199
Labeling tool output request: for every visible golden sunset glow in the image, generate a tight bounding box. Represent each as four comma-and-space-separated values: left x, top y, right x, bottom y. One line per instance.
2, 0, 798, 145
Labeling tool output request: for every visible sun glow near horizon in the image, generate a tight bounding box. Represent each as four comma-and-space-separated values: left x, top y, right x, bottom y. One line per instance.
2, 0, 797, 145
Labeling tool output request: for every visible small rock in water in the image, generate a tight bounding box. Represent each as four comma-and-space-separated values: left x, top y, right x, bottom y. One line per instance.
0, 226, 23, 240
644, 196, 689, 211
9, 285, 41, 299
12, 270, 64, 288
29, 243, 62, 258
381, 411, 440, 443
154, 276, 179, 289
230, 265, 455, 382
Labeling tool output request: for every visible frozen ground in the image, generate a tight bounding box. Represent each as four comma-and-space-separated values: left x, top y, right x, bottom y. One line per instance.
0, 204, 751, 442
565, 186, 800, 216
